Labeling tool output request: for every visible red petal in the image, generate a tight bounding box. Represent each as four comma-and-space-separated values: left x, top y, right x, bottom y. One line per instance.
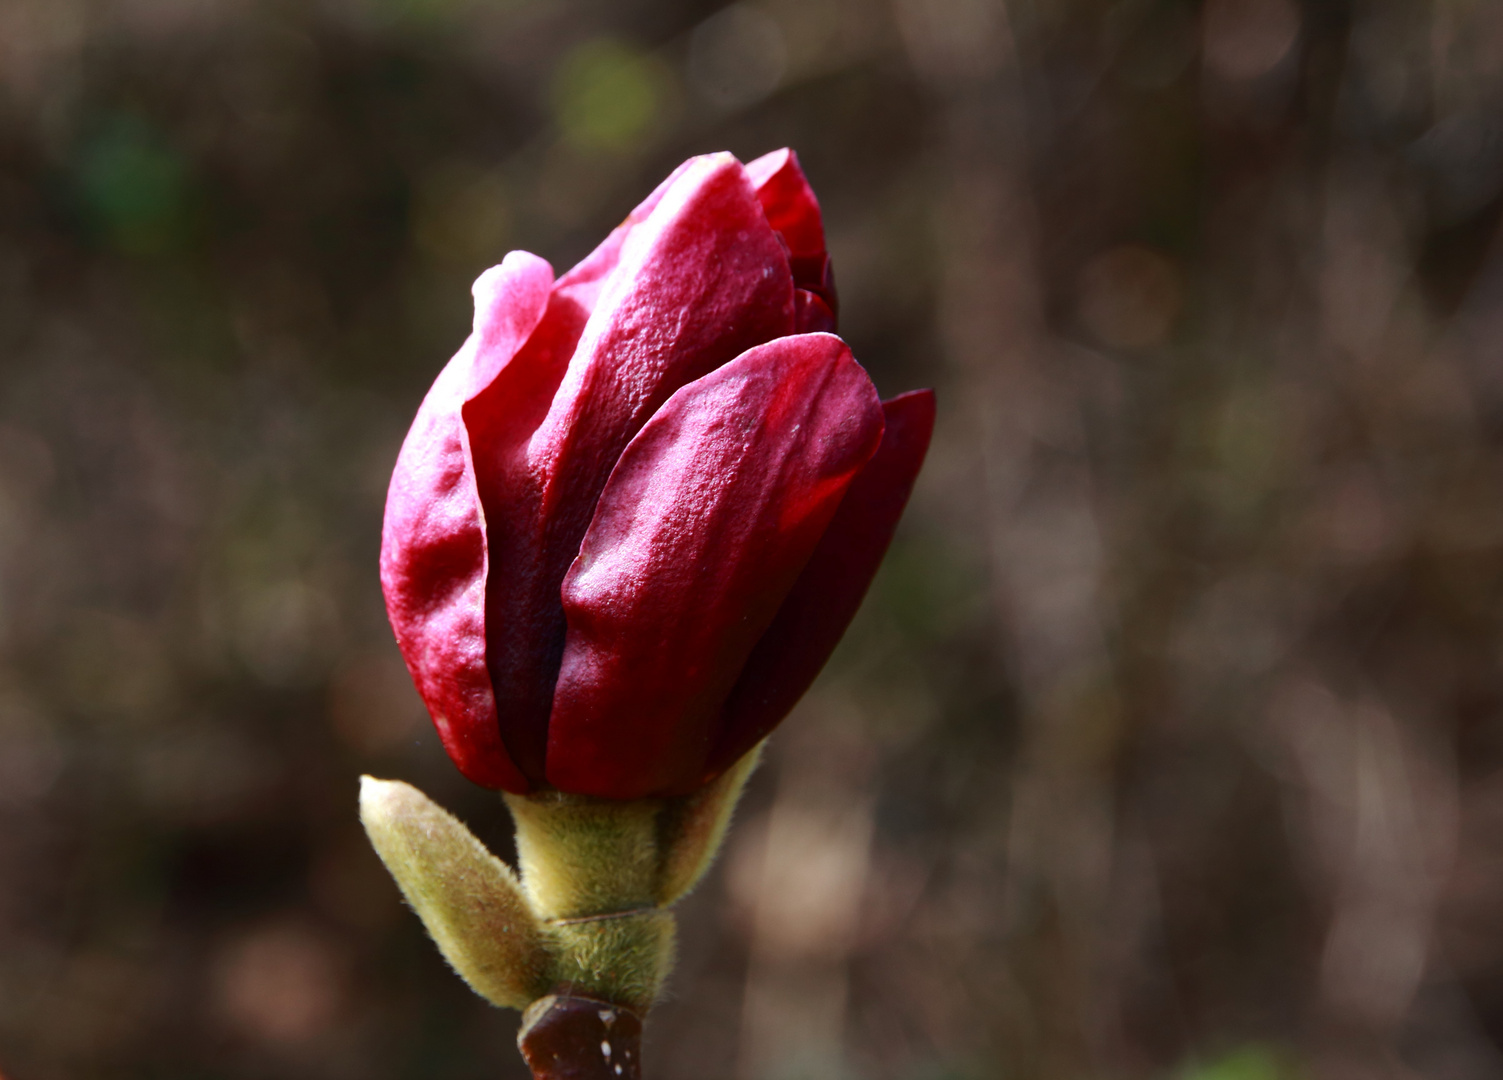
545, 333, 886, 798
460, 293, 589, 787
379, 252, 556, 792
704, 388, 935, 781
745, 148, 825, 265
794, 289, 836, 334
746, 148, 837, 316
474, 153, 797, 779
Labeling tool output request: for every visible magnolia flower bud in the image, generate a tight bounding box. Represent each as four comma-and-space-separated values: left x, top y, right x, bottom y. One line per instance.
365, 147, 932, 1079
380, 148, 933, 800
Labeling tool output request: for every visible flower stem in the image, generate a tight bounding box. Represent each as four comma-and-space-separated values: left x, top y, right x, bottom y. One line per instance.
518, 994, 643, 1080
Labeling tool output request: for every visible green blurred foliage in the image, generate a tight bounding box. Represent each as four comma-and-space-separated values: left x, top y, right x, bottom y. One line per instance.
1176, 1045, 1293, 1080
73, 113, 193, 254
552, 38, 674, 152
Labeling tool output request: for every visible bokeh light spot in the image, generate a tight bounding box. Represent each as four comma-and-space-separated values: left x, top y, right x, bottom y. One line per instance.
687, 4, 787, 112
1202, 0, 1301, 83
327, 647, 426, 754
1075, 244, 1183, 349
213, 919, 348, 1045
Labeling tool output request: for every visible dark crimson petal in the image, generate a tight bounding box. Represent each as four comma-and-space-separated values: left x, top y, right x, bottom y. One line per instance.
476, 153, 797, 779
703, 388, 936, 782
794, 252, 838, 320
459, 293, 588, 788
379, 252, 556, 792
794, 289, 836, 334
745, 149, 824, 264
746, 148, 837, 316
546, 333, 886, 799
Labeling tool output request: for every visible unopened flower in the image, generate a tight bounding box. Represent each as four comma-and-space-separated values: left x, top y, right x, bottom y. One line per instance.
381, 149, 933, 800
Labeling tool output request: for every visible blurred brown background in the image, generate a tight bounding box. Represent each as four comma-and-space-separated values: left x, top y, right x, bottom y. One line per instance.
3, 0, 1503, 1077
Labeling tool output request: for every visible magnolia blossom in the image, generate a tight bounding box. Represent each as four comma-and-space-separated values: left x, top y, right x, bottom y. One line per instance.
381, 149, 933, 800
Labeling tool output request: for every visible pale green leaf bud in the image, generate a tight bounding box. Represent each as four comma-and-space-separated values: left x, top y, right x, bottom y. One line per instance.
359, 776, 550, 1009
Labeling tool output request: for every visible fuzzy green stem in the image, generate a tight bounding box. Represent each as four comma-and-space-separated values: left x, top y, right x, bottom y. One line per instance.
505, 792, 664, 919
505, 792, 678, 1012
